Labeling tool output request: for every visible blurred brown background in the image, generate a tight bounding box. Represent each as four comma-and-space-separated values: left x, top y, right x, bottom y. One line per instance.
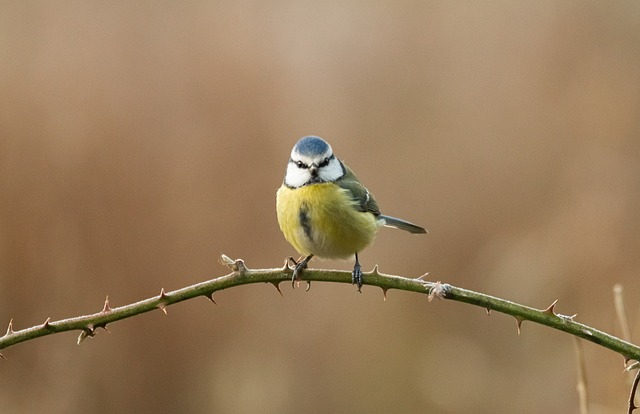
1, 2, 640, 413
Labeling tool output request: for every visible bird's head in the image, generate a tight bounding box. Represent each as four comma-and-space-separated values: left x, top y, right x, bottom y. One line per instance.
284, 136, 345, 188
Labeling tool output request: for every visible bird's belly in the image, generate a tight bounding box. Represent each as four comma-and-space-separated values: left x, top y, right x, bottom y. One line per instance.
276, 183, 380, 259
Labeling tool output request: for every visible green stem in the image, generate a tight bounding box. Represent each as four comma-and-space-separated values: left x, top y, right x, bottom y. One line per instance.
1, 256, 639, 362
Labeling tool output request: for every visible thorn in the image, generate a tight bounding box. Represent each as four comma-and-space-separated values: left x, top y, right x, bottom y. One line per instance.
5, 319, 14, 336
157, 303, 168, 315
156, 288, 169, 315
42, 317, 51, 329
370, 264, 381, 276
541, 299, 559, 316
0, 353, 5, 360
219, 254, 235, 267
270, 281, 283, 297
102, 295, 112, 313
205, 293, 217, 304
417, 272, 430, 280
157, 288, 169, 314
486, 308, 491, 315
515, 317, 524, 335
77, 325, 95, 344
625, 361, 639, 372
381, 287, 388, 301
98, 324, 110, 333
305, 281, 311, 292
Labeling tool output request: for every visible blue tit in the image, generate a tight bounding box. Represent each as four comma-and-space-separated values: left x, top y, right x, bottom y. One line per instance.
276, 135, 427, 291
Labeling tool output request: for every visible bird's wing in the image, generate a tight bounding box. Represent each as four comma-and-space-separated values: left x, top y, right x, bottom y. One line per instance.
335, 164, 381, 216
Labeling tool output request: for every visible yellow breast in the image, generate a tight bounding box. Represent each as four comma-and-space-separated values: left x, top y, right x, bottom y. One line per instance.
276, 183, 380, 259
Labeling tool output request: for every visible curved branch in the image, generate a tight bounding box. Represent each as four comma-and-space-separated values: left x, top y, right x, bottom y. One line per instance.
1, 256, 639, 364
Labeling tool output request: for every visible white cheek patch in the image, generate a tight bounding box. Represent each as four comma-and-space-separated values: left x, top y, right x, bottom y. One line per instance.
318, 158, 344, 182
284, 162, 311, 188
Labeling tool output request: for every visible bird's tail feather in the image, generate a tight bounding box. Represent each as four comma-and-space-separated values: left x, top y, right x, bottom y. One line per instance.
380, 215, 427, 234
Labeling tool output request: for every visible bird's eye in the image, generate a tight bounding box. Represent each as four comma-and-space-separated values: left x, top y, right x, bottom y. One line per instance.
319, 157, 330, 168
296, 161, 307, 169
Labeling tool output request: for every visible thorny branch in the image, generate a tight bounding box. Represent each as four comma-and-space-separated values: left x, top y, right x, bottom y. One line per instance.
1, 254, 639, 408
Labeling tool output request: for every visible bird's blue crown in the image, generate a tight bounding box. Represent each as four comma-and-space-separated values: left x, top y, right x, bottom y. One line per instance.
293, 136, 330, 157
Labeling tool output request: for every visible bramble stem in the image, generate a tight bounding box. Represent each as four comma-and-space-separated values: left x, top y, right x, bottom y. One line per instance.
1, 256, 639, 364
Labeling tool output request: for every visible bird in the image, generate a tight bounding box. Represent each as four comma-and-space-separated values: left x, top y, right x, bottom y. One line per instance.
276, 135, 427, 292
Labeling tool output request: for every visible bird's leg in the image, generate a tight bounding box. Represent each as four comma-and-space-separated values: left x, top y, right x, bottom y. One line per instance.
291, 254, 314, 289
352, 253, 363, 292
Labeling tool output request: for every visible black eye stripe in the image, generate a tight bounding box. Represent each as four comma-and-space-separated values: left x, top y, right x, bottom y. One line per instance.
291, 154, 332, 169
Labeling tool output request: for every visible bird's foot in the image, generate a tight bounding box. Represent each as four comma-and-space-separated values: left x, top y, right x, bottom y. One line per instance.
352, 261, 363, 293
289, 254, 313, 291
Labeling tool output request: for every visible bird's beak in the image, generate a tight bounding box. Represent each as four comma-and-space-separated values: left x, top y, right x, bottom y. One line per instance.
309, 164, 318, 176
